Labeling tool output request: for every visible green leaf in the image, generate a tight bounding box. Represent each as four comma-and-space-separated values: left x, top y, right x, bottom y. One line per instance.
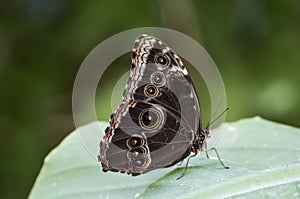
28, 117, 300, 199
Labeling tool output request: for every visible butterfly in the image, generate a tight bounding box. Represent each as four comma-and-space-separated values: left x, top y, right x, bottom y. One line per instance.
98, 34, 228, 178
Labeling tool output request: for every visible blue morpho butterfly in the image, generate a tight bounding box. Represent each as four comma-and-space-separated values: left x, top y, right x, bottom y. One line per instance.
98, 34, 228, 179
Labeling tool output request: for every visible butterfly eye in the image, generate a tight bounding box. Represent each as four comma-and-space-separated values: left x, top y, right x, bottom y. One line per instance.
155, 53, 169, 67
144, 84, 158, 97
127, 136, 144, 148
151, 72, 166, 86
139, 108, 161, 129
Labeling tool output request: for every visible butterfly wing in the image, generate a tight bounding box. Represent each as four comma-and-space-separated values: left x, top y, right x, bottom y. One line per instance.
99, 34, 201, 175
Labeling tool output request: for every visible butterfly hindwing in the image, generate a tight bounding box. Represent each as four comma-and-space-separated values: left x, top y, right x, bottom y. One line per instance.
99, 34, 201, 175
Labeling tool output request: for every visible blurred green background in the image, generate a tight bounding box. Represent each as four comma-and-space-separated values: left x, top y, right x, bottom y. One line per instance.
0, 0, 299, 198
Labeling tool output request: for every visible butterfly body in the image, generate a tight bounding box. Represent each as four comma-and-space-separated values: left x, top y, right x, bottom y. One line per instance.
98, 34, 209, 176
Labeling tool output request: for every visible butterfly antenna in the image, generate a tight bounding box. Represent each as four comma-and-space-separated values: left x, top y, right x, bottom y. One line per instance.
205, 107, 229, 129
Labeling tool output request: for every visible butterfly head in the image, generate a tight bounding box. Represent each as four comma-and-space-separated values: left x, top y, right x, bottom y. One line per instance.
196, 107, 229, 152
193, 126, 210, 152
202, 126, 211, 139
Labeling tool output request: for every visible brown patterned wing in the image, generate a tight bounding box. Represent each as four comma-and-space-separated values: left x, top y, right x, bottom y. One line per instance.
99, 34, 201, 175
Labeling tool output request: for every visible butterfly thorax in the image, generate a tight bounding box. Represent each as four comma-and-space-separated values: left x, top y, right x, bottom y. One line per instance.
191, 127, 210, 153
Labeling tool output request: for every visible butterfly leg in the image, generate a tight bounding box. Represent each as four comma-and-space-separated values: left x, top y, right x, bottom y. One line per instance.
206, 147, 229, 169
176, 153, 197, 180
